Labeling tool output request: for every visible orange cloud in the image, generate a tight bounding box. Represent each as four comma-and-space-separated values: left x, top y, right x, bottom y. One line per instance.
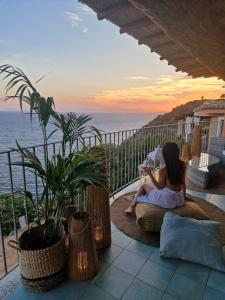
85, 75, 224, 113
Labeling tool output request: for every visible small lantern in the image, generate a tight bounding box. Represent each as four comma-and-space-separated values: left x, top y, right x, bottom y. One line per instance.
68, 212, 98, 281
77, 251, 88, 272
94, 225, 104, 242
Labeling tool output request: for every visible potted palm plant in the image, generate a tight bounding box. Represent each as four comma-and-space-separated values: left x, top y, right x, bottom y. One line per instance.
0, 65, 106, 290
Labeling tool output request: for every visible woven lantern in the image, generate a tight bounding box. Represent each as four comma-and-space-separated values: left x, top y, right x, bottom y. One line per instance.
62, 205, 77, 249
180, 144, 192, 163
68, 212, 98, 281
191, 125, 202, 157
62, 205, 77, 220
86, 146, 111, 250
86, 185, 111, 249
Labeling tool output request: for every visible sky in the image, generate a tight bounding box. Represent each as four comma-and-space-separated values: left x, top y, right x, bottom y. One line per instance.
0, 0, 224, 114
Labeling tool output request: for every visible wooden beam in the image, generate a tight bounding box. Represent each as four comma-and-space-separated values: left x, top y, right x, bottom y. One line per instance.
138, 31, 164, 45
120, 18, 151, 34
152, 46, 185, 59
97, 2, 132, 20
176, 61, 205, 70
150, 40, 175, 50
168, 56, 195, 65
167, 53, 192, 62
176, 64, 207, 73
190, 71, 211, 78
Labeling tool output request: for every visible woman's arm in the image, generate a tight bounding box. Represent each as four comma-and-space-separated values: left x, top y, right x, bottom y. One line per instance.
143, 167, 166, 189
182, 163, 186, 198
182, 182, 186, 198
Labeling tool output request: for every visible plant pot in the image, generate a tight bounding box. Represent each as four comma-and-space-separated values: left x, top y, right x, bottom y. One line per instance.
8, 225, 66, 292
68, 211, 98, 281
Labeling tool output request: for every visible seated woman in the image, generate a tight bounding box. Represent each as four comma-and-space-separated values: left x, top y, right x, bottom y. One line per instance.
125, 142, 186, 214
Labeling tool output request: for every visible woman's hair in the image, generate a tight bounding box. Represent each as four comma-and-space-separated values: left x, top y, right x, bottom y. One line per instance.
162, 142, 185, 185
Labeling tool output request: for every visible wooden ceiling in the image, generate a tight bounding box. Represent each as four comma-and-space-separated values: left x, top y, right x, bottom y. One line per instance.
79, 0, 225, 81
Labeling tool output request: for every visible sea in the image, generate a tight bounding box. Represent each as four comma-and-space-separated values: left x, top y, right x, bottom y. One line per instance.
0, 111, 156, 193
0, 111, 156, 152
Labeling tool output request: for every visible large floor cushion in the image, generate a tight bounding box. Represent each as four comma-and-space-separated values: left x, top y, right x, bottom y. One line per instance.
135, 200, 209, 232
160, 212, 225, 272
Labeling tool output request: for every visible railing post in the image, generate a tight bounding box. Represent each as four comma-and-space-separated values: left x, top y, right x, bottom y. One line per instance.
0, 213, 8, 276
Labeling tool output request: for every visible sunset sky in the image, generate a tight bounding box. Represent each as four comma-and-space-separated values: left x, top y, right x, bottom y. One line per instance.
0, 0, 224, 113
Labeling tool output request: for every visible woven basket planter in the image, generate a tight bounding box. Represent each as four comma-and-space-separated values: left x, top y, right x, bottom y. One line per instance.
86, 185, 111, 249
68, 211, 98, 281
86, 146, 111, 250
8, 225, 66, 292
191, 125, 202, 157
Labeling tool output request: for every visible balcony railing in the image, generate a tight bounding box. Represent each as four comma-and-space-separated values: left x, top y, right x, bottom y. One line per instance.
0, 120, 212, 279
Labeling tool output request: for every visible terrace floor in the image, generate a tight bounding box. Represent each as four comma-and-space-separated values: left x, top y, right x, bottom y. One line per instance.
2, 184, 225, 300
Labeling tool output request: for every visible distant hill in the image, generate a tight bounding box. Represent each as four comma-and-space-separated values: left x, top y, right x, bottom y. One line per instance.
144, 99, 218, 127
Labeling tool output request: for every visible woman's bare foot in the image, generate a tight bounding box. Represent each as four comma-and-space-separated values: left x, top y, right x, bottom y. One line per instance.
124, 205, 135, 215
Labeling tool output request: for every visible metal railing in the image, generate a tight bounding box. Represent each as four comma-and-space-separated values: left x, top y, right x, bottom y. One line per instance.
0, 120, 213, 278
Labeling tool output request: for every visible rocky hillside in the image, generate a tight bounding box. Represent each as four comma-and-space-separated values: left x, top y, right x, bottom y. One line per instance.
144, 99, 216, 127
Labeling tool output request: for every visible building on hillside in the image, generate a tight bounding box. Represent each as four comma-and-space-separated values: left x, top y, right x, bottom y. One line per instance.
194, 101, 225, 138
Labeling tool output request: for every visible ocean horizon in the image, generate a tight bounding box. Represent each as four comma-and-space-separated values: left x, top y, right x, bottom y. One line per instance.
0, 111, 157, 152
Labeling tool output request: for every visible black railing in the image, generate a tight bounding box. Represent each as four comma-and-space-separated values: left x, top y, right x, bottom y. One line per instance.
0, 120, 212, 278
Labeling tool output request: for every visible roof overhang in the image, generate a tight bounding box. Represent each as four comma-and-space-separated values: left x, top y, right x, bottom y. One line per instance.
80, 0, 225, 81
194, 109, 225, 117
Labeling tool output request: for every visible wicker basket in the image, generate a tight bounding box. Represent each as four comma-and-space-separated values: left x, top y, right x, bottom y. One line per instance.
8, 225, 66, 291
68, 211, 98, 281
21, 268, 65, 292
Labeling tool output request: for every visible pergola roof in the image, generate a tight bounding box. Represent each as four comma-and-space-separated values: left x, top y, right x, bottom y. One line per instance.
80, 0, 225, 80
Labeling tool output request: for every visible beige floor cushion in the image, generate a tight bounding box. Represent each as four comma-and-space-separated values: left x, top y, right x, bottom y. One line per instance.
135, 200, 209, 232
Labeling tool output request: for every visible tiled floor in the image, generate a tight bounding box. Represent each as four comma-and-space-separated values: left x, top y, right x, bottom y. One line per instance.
3, 190, 225, 300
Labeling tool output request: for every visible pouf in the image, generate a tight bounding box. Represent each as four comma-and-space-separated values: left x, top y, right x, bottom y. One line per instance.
135, 200, 209, 232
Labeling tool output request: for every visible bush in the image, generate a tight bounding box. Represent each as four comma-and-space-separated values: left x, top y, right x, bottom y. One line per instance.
0, 195, 36, 236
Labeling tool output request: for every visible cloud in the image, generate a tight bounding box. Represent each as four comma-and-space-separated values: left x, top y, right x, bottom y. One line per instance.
82, 27, 88, 33
126, 76, 148, 80
65, 11, 81, 27
80, 4, 95, 15
65, 10, 89, 33
86, 75, 224, 113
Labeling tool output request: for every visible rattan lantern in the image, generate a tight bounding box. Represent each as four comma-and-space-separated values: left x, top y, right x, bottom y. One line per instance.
62, 205, 77, 249
86, 185, 111, 249
86, 146, 111, 250
191, 125, 202, 157
68, 212, 98, 281
180, 143, 192, 163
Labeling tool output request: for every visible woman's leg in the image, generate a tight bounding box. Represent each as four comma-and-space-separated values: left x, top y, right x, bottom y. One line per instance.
125, 184, 152, 214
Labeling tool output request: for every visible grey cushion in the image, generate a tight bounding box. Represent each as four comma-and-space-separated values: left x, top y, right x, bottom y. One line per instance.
160, 211, 225, 272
